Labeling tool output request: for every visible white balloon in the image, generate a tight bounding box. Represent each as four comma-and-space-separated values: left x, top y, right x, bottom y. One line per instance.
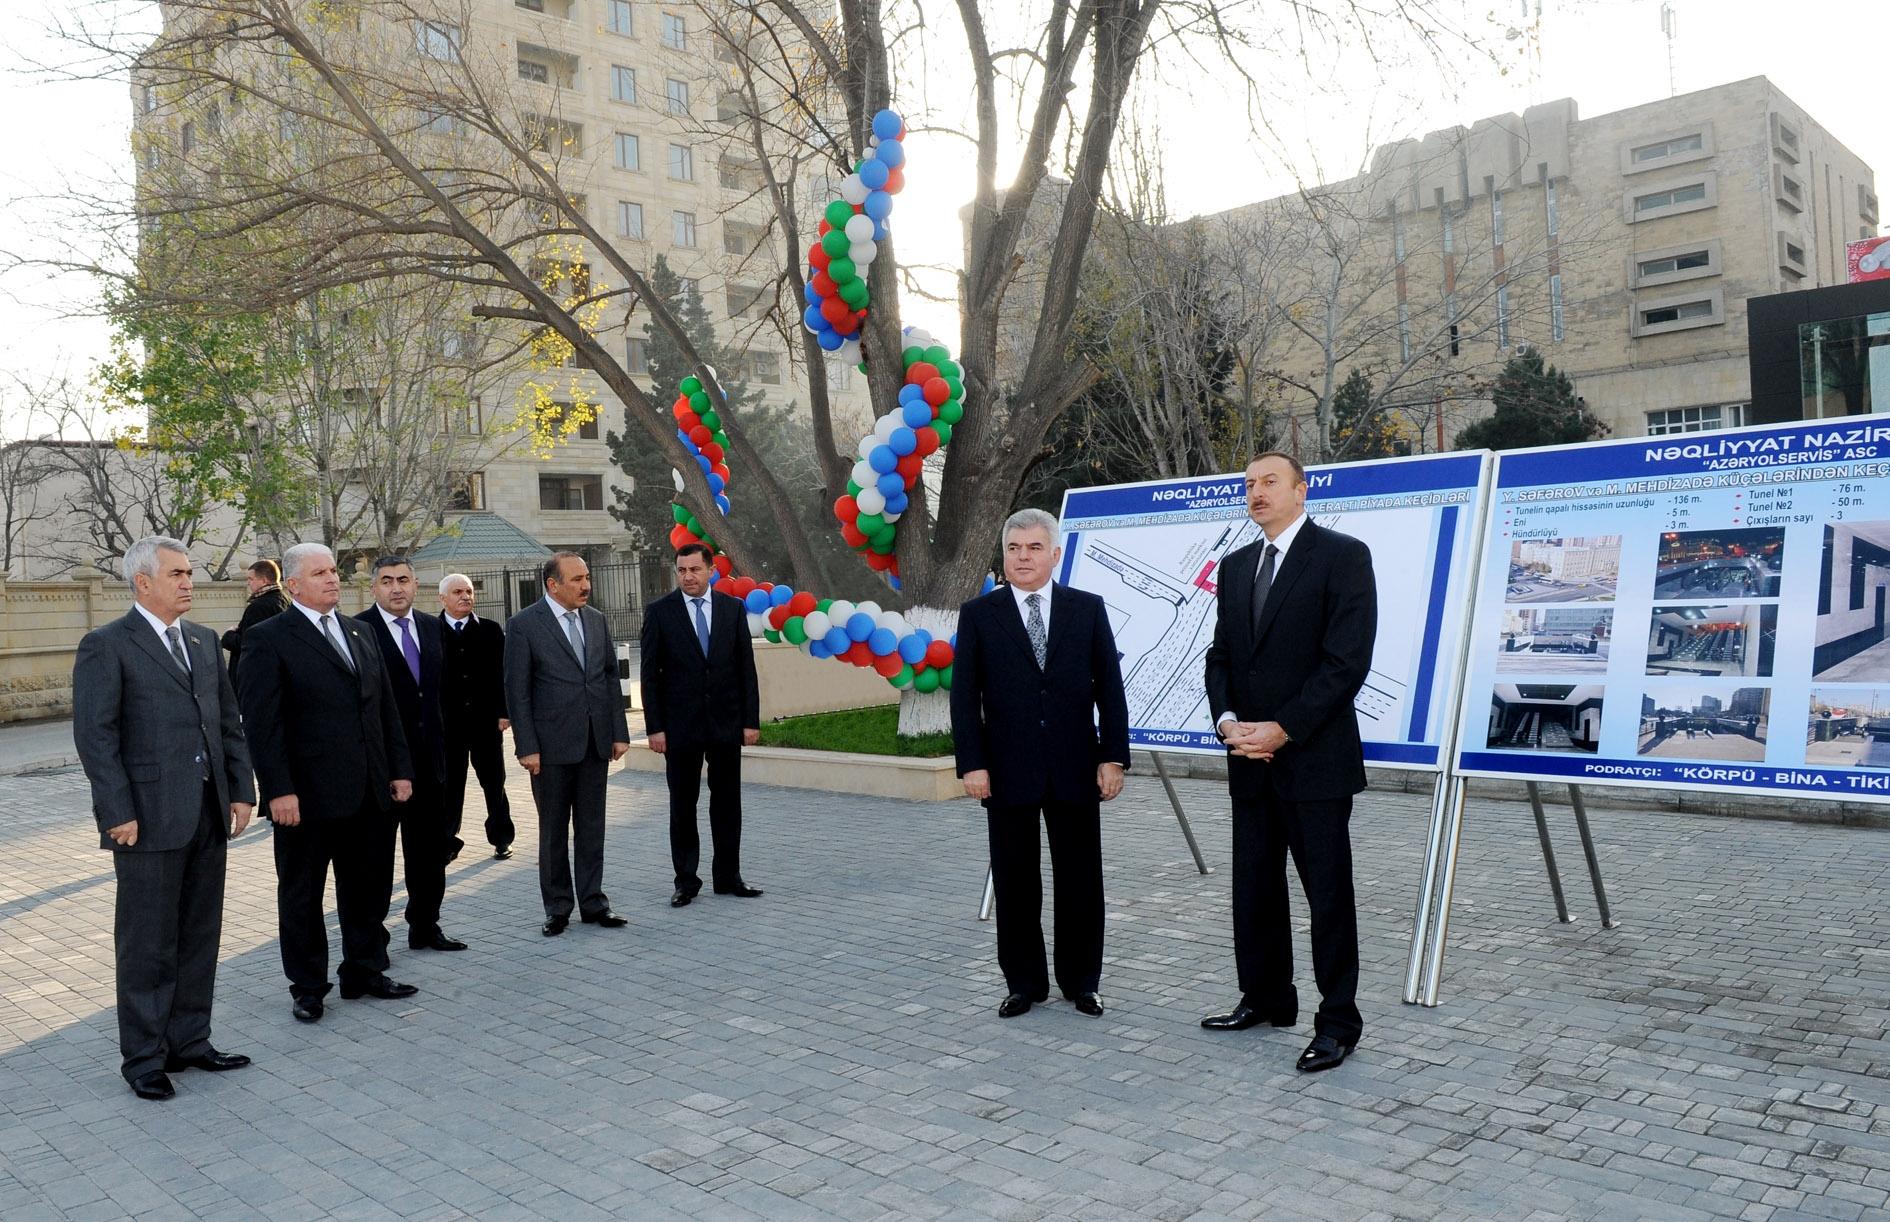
855, 487, 887, 515
746, 612, 767, 636
874, 413, 901, 440
844, 214, 875, 243
848, 240, 877, 266
882, 509, 901, 523
836, 337, 861, 365
856, 601, 882, 619
856, 435, 878, 460
670, 467, 686, 492
905, 328, 934, 347
875, 610, 907, 634
840, 174, 869, 205
803, 610, 831, 640
829, 600, 856, 623
851, 459, 876, 488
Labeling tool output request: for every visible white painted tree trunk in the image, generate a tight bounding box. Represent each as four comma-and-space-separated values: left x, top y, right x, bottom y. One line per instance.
897, 603, 959, 738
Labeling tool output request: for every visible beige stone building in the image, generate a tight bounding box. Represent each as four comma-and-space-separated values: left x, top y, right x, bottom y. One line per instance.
1197, 76, 1879, 448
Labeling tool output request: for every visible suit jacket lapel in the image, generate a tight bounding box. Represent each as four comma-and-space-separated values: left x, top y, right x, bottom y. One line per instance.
996, 589, 1041, 671
1041, 585, 1073, 668
1251, 524, 1319, 651
123, 611, 193, 692
286, 604, 362, 680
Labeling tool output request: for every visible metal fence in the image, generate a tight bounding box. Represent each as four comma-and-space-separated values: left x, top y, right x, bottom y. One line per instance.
461, 560, 667, 642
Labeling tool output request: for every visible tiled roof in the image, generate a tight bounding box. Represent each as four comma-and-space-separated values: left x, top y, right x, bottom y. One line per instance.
408, 512, 553, 564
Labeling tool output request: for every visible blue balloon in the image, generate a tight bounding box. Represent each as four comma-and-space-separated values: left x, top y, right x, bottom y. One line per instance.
888, 426, 917, 456
884, 491, 908, 515
802, 304, 825, 330
875, 139, 905, 168
867, 627, 897, 656
845, 612, 875, 642
901, 400, 932, 428
859, 159, 890, 191
816, 327, 845, 352
868, 446, 898, 474
744, 590, 769, 614
914, 629, 933, 646
770, 585, 794, 608
980, 574, 997, 594
898, 383, 926, 404
808, 639, 832, 659
823, 627, 851, 653
897, 634, 926, 664
707, 472, 725, 494
872, 109, 902, 140
873, 219, 887, 242
695, 454, 712, 474
888, 575, 901, 591
875, 471, 903, 498
714, 495, 730, 515
864, 191, 893, 221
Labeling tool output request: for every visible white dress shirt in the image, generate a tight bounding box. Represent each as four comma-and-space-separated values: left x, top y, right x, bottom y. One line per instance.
132, 603, 188, 669
1217, 511, 1310, 733
1010, 579, 1052, 637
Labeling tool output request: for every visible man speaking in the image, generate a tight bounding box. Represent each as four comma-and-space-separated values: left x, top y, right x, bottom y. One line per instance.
951, 508, 1130, 1019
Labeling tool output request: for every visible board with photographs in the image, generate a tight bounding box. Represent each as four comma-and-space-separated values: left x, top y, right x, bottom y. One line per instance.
1454, 417, 1890, 803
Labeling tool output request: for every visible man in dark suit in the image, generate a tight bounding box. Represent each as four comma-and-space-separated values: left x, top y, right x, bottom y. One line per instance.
505, 552, 631, 936
238, 542, 418, 1023
73, 536, 256, 1101
220, 558, 289, 677
357, 557, 463, 952
1202, 451, 1377, 1073
951, 508, 1131, 1019
640, 543, 762, 908
438, 573, 513, 861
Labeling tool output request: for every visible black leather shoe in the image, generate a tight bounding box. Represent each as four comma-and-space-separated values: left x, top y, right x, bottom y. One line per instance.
670, 888, 695, 907
130, 1071, 174, 1100
291, 999, 323, 1023
340, 976, 418, 1001
997, 993, 1036, 1018
713, 884, 764, 898
446, 837, 465, 863
581, 910, 628, 927
542, 915, 569, 936
164, 1049, 251, 1073
1068, 992, 1104, 1017
1200, 1004, 1296, 1031
1296, 1034, 1356, 1072
493, 844, 513, 860
410, 930, 467, 951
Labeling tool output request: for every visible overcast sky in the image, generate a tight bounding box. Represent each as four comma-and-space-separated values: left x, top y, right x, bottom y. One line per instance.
1, 0, 1883, 417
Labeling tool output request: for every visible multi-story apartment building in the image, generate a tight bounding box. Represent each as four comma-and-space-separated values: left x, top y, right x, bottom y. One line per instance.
126, 1, 868, 575
1191, 76, 1880, 448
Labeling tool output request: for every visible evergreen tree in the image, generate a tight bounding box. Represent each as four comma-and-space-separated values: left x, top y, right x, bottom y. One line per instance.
1329, 369, 1412, 461
1455, 349, 1607, 451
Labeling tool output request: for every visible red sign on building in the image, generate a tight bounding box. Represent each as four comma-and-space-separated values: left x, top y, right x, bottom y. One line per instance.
1846, 236, 1890, 282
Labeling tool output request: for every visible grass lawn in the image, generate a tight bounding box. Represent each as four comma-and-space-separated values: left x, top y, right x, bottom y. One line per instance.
757, 704, 954, 758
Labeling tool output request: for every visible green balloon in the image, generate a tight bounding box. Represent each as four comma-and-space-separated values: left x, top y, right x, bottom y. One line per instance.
846, 480, 861, 497
763, 628, 781, 644
817, 598, 833, 613
937, 360, 961, 378
937, 400, 964, 425
784, 617, 807, 645
824, 199, 854, 228
688, 391, 710, 412
855, 512, 884, 535
924, 345, 949, 364
713, 431, 729, 448
871, 531, 896, 552
679, 376, 702, 394
684, 516, 702, 534
838, 280, 870, 308
914, 668, 941, 694
890, 664, 915, 689
821, 229, 851, 257
938, 663, 953, 689
944, 376, 963, 398
932, 420, 954, 444
670, 503, 689, 524
699, 409, 720, 430
828, 257, 857, 283
902, 346, 924, 366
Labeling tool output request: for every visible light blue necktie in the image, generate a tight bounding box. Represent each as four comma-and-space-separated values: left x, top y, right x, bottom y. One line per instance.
563, 610, 584, 660
692, 597, 710, 656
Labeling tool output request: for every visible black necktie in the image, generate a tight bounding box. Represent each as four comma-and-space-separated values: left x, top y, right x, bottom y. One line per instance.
1251, 544, 1279, 635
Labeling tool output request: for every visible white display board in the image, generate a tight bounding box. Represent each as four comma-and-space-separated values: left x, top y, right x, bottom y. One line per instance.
1058, 452, 1489, 769
1454, 418, 1890, 802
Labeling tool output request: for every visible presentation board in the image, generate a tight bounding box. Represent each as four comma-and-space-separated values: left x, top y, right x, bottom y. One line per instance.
1058, 452, 1488, 768
1454, 418, 1890, 803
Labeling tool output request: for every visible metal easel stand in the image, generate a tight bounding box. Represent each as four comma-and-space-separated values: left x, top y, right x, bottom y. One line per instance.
1525, 781, 1615, 928
978, 751, 1212, 921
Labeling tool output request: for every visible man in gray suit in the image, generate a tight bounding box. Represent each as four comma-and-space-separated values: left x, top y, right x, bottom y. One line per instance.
505, 552, 630, 936
73, 536, 256, 1101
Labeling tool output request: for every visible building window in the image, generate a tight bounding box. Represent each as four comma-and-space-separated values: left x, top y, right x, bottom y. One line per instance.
1777, 170, 1805, 212
1646, 404, 1744, 435
1397, 303, 1410, 363
719, 158, 763, 193
1638, 250, 1710, 278
666, 79, 688, 115
1631, 133, 1702, 163
724, 222, 765, 257
716, 92, 745, 125
1641, 300, 1713, 327
606, 0, 633, 35
423, 108, 463, 136
180, 120, 195, 154
626, 337, 649, 374
750, 351, 781, 385
661, 12, 686, 49
417, 20, 461, 61
1545, 179, 1560, 238
1635, 183, 1706, 214
610, 65, 636, 104
440, 398, 483, 434
1785, 241, 1806, 264
726, 283, 767, 319
449, 473, 486, 512
142, 84, 157, 113
1490, 188, 1505, 246
668, 143, 693, 181
528, 116, 581, 154
677, 275, 698, 299
539, 474, 604, 511
1392, 211, 1405, 262
517, 57, 550, 84
672, 210, 696, 247
617, 200, 644, 239
1495, 285, 1511, 349
1440, 207, 1454, 255
613, 132, 640, 171
1549, 274, 1565, 343
547, 403, 600, 441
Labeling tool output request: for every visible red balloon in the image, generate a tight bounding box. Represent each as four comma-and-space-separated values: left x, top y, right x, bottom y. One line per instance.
923, 377, 950, 407
768, 605, 791, 630
677, 413, 700, 434
809, 244, 831, 272
906, 362, 938, 385
885, 166, 905, 194
788, 592, 816, 617
712, 463, 730, 482
713, 554, 731, 576
925, 640, 953, 669
896, 454, 923, 481
688, 424, 712, 446
820, 296, 850, 325
817, 219, 831, 235
668, 525, 690, 548
864, 551, 893, 571
846, 640, 875, 666
914, 428, 940, 456
834, 496, 860, 523
700, 441, 724, 462
671, 399, 692, 422
811, 271, 838, 297
723, 577, 749, 598
831, 315, 859, 337
873, 652, 904, 677
840, 523, 868, 547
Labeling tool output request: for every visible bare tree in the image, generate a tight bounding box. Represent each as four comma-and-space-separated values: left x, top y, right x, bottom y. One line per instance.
0, 380, 65, 577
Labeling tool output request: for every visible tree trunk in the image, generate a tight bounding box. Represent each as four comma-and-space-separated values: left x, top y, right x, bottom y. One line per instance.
896, 603, 959, 739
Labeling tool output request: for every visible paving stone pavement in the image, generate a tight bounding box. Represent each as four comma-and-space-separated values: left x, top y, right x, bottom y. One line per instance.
2, 756, 1888, 1221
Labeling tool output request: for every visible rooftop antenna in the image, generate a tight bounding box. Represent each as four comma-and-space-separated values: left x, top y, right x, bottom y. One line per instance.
1660, 2, 1678, 98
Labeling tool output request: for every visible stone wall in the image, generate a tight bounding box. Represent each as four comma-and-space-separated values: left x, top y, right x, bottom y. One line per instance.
0, 580, 372, 723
